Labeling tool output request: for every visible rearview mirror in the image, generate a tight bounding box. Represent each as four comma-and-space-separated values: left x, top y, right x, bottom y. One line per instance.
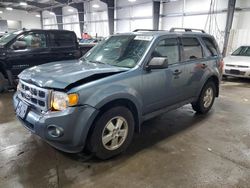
146, 57, 168, 71
12, 41, 27, 50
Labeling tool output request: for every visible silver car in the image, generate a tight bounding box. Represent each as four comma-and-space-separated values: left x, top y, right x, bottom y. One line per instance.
223, 46, 250, 78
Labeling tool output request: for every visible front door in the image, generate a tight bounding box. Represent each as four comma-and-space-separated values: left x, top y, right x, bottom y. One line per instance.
6, 31, 49, 77
142, 37, 188, 115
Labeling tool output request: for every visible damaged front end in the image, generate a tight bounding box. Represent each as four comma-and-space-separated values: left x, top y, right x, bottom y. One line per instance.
13, 59, 127, 152
18, 59, 128, 90
16, 60, 127, 113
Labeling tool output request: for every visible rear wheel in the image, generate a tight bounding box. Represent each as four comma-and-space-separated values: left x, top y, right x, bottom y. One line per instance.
192, 81, 216, 114
87, 106, 135, 159
0, 72, 5, 93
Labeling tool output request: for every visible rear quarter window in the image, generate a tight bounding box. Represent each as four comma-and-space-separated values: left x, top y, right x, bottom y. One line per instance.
49, 32, 76, 48
202, 37, 218, 57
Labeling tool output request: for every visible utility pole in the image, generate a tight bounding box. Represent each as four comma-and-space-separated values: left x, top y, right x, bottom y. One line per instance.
222, 0, 236, 56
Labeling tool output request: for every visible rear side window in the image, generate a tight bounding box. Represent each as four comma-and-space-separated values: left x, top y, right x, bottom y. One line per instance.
152, 38, 180, 65
182, 37, 203, 61
202, 37, 218, 56
49, 32, 76, 48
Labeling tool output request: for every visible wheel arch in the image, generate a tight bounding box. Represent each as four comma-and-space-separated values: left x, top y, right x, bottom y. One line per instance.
95, 98, 141, 133
195, 74, 220, 101
84, 97, 141, 152
0, 61, 14, 86
205, 75, 220, 97
0, 61, 6, 78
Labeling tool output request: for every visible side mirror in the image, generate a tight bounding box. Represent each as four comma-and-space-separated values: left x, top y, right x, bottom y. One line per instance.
146, 57, 168, 71
12, 41, 27, 50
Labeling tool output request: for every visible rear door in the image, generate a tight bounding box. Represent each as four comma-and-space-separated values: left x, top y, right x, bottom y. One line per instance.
201, 36, 221, 72
180, 36, 210, 98
48, 31, 79, 62
6, 31, 49, 76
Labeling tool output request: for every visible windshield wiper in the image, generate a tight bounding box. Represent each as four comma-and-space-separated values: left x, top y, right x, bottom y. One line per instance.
81, 57, 106, 64
88, 60, 106, 64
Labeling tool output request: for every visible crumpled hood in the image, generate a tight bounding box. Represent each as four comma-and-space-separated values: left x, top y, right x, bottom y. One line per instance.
224, 55, 250, 66
19, 59, 128, 89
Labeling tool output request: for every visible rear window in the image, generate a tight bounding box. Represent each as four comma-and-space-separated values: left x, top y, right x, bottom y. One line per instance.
182, 37, 203, 61
49, 32, 76, 48
202, 37, 218, 56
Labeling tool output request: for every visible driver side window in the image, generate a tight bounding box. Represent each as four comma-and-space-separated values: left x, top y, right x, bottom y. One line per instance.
152, 38, 180, 65
12, 32, 47, 50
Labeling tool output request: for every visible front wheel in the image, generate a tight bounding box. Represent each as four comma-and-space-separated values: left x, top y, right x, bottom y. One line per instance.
86, 106, 135, 159
192, 81, 216, 114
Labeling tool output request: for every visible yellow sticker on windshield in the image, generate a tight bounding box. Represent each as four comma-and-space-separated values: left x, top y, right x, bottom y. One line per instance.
134, 36, 153, 41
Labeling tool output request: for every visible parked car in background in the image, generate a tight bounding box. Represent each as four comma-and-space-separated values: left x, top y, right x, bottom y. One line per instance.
223, 46, 250, 78
78, 37, 103, 55
14, 28, 223, 159
79, 37, 104, 44
0, 29, 95, 92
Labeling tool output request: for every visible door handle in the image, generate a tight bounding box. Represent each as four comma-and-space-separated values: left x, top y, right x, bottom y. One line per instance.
201, 63, 208, 69
173, 69, 182, 75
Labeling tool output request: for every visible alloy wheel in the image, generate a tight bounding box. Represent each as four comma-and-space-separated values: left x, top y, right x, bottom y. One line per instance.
203, 87, 214, 108
102, 116, 129, 151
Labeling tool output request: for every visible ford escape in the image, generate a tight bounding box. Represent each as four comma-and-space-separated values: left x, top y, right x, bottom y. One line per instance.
13, 28, 223, 159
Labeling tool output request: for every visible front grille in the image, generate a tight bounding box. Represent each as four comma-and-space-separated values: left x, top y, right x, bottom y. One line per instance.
238, 65, 249, 68
18, 80, 50, 112
226, 64, 249, 68
225, 69, 246, 75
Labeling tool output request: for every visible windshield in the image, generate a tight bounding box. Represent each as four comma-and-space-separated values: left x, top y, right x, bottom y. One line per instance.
0, 30, 23, 45
232, 46, 250, 56
83, 35, 153, 68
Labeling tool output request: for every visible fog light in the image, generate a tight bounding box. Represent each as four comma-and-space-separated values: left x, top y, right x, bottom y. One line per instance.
47, 125, 64, 138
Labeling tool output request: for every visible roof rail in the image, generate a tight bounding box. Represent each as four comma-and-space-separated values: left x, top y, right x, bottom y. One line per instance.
133, 29, 165, 32
169, 28, 206, 33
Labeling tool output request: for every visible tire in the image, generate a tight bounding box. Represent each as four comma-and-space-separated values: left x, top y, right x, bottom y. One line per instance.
87, 106, 135, 160
6, 70, 15, 87
0, 72, 5, 93
192, 81, 216, 114
222, 75, 228, 80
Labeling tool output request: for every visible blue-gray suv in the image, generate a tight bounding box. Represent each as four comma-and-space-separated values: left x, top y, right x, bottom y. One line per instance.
13, 28, 223, 159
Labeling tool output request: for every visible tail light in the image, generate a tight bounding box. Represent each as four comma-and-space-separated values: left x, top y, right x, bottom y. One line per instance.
218, 59, 224, 73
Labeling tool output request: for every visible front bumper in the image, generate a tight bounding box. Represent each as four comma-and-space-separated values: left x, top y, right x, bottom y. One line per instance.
223, 67, 250, 78
13, 93, 99, 153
